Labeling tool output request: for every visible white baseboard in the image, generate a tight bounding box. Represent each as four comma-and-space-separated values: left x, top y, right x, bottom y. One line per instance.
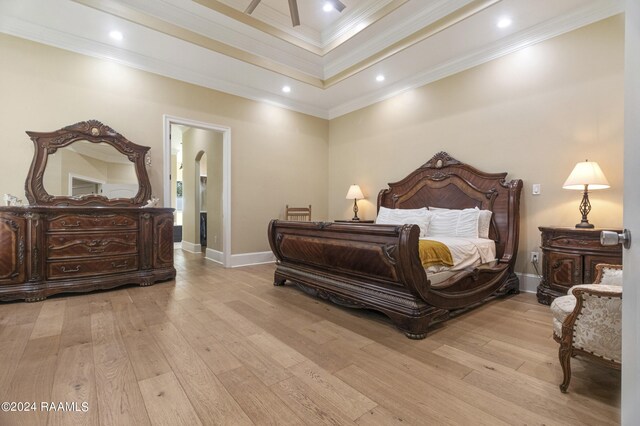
205, 248, 224, 264
230, 251, 275, 268
181, 241, 202, 253
183, 246, 274, 267
515, 272, 541, 294
174, 242, 182, 249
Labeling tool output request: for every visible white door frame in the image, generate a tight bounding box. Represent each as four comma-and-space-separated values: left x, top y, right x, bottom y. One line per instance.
163, 115, 231, 268
623, 1, 640, 421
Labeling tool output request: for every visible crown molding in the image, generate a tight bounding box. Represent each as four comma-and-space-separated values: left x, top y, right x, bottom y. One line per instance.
0, 0, 623, 121
194, 0, 406, 55
74, 0, 325, 87
239, 1, 322, 47
192, 0, 324, 53
135, 0, 324, 76
321, 0, 407, 49
324, 0, 477, 78
0, 15, 329, 119
69, 0, 501, 89
324, 0, 500, 86
327, 0, 624, 118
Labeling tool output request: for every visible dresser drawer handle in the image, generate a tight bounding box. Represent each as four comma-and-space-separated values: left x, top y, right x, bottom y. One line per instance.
88, 248, 105, 253
577, 240, 589, 245
61, 221, 80, 227
112, 221, 130, 226
111, 261, 129, 269
61, 265, 81, 273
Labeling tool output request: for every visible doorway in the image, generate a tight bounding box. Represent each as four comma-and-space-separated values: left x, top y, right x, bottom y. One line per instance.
163, 115, 231, 267
69, 175, 103, 196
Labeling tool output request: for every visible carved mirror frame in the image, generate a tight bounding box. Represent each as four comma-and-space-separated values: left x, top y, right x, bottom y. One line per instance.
24, 120, 152, 207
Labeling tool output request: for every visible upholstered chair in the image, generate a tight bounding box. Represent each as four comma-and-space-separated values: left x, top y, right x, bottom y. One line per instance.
550, 263, 622, 392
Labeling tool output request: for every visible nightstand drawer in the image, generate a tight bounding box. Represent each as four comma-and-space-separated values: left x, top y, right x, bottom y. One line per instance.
547, 236, 601, 250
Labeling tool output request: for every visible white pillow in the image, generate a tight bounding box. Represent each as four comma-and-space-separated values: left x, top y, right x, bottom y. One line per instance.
427, 207, 479, 238
429, 207, 492, 239
477, 210, 492, 239
376, 207, 431, 237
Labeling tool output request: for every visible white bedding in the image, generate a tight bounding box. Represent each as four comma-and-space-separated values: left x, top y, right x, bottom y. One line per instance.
420, 236, 496, 274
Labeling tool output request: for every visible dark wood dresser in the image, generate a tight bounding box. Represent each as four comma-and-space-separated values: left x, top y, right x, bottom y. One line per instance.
0, 206, 175, 301
536, 226, 622, 305
0, 120, 176, 301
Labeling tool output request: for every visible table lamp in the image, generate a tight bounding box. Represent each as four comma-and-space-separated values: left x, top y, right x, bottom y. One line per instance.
345, 184, 364, 221
562, 160, 610, 229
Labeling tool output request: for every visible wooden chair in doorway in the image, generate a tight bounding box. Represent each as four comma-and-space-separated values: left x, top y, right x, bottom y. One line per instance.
285, 205, 311, 221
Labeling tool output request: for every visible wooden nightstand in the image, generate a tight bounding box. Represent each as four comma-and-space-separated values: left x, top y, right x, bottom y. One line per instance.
334, 220, 374, 223
536, 226, 622, 305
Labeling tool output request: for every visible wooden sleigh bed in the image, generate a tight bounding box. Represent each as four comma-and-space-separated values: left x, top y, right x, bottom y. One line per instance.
268, 152, 523, 339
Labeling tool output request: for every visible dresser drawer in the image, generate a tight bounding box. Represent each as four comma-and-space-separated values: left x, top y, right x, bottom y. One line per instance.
47, 232, 137, 259
47, 255, 138, 280
48, 213, 138, 231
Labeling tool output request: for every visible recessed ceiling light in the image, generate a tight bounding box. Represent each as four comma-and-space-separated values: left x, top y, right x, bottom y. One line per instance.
323, 2, 334, 12
497, 17, 512, 28
282, 85, 291, 93
376, 74, 385, 82
109, 30, 123, 41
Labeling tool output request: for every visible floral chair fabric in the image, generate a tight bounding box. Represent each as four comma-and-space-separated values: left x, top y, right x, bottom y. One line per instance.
550, 263, 622, 393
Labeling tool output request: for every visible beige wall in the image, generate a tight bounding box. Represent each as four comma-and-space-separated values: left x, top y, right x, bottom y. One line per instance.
0, 16, 624, 268
0, 33, 329, 254
328, 16, 624, 275
107, 162, 137, 185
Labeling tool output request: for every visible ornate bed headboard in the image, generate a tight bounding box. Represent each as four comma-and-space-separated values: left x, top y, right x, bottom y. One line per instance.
377, 152, 523, 264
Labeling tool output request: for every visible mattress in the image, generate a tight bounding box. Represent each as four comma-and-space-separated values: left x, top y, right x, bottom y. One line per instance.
419, 236, 496, 274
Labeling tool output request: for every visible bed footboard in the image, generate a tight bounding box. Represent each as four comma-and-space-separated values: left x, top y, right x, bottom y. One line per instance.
268, 220, 448, 338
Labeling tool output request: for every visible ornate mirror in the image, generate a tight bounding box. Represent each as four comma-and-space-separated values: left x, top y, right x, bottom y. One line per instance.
25, 120, 152, 206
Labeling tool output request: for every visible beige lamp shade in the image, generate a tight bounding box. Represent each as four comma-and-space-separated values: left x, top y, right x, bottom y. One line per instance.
562, 160, 610, 190
346, 184, 364, 200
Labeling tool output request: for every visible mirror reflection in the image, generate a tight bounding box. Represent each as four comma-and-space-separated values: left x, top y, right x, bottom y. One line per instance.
43, 140, 138, 199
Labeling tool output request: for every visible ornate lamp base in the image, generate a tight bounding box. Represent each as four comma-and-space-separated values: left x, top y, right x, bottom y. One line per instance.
352, 199, 360, 221
575, 188, 594, 229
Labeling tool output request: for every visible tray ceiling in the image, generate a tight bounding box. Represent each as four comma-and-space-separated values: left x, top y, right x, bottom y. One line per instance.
0, 0, 624, 118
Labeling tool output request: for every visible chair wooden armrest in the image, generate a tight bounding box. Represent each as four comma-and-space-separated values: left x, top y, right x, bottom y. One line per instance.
557, 284, 622, 392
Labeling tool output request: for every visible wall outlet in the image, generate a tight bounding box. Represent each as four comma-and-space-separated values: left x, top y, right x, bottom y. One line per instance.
530, 251, 540, 263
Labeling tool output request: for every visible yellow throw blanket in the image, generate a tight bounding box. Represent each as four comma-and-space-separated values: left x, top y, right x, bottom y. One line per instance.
418, 240, 454, 268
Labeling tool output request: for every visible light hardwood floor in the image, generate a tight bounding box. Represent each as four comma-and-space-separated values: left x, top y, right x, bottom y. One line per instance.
0, 250, 620, 425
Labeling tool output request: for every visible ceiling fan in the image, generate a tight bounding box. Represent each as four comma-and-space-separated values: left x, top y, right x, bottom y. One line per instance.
245, 0, 346, 27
